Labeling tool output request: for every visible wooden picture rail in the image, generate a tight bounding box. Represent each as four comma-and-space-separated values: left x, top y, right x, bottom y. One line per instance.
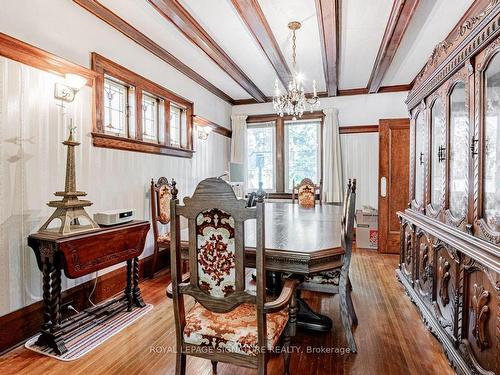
0, 32, 97, 85
339, 125, 379, 134
192, 115, 232, 138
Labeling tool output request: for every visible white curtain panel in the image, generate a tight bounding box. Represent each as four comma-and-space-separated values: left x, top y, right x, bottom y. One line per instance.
322, 108, 343, 203
230, 114, 248, 191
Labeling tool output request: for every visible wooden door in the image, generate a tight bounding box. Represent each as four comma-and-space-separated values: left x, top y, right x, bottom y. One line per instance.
378, 118, 410, 253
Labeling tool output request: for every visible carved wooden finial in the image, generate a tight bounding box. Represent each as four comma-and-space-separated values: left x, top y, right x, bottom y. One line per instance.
171, 179, 178, 200
351, 179, 357, 193
348, 178, 352, 188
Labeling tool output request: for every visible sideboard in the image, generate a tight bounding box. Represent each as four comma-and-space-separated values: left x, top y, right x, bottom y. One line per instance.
397, 1, 500, 374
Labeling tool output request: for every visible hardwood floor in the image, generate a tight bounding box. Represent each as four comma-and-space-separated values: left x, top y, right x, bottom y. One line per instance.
0, 249, 454, 375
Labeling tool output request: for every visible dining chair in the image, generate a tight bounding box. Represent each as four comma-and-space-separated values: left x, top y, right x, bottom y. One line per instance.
291, 178, 322, 207
150, 177, 177, 276
298, 179, 358, 352
169, 177, 299, 375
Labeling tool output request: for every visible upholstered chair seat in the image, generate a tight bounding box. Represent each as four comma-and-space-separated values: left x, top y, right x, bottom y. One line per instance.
304, 270, 340, 285
183, 303, 289, 356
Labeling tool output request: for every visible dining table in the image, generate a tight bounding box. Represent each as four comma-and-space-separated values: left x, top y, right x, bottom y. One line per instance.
174, 201, 345, 332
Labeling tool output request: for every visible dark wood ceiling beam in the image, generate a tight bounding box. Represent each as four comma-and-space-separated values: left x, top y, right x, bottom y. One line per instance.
148, 0, 266, 103
230, 0, 292, 87
367, 0, 420, 93
73, 0, 234, 103
315, 0, 339, 96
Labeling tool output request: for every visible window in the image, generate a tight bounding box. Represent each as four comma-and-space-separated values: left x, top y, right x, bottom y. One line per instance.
142, 92, 161, 143
92, 53, 194, 158
285, 119, 321, 191
246, 112, 323, 195
247, 122, 276, 191
104, 77, 130, 138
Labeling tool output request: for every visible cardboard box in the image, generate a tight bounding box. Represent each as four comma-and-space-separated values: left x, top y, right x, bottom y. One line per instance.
355, 207, 378, 249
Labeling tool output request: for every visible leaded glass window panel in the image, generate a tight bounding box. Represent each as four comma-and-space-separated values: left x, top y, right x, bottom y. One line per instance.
104, 77, 129, 137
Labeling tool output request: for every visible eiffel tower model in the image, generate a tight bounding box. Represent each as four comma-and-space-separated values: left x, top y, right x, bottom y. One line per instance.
38, 124, 99, 235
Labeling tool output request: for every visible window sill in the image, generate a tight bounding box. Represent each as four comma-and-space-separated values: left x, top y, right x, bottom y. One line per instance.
92, 132, 194, 158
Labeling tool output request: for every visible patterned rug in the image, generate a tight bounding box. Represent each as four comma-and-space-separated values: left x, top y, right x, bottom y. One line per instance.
25, 303, 153, 361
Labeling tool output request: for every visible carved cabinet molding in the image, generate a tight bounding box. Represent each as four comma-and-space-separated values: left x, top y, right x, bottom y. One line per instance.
398, 3, 500, 372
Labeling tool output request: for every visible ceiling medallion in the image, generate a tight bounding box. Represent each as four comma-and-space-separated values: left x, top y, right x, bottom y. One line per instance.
273, 21, 320, 120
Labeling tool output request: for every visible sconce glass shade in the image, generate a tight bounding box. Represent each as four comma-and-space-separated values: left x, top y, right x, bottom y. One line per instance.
197, 125, 212, 140
65, 73, 87, 90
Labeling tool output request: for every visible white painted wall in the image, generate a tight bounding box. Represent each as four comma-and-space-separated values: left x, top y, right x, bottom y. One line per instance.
0, 0, 232, 128
232, 91, 409, 209
232, 91, 409, 125
0, 58, 230, 316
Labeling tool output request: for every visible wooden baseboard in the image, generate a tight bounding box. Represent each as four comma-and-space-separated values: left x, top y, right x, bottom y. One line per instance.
0, 251, 170, 355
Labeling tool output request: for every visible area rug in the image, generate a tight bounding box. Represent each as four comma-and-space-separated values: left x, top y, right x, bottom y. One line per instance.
25, 303, 153, 361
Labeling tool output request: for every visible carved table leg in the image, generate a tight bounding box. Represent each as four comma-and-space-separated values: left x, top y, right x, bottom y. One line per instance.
125, 259, 133, 312
132, 257, 146, 308
35, 250, 67, 355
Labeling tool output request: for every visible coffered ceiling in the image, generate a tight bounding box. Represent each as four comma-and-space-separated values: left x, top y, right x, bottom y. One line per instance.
75, 0, 475, 104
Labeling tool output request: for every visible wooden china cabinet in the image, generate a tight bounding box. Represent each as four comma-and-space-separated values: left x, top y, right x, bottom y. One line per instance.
397, 2, 500, 374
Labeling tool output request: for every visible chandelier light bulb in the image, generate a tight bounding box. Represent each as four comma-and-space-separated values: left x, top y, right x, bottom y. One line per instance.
273, 21, 320, 120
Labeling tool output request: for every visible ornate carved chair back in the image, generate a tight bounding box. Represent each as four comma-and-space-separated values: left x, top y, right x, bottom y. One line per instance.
296, 178, 317, 208
170, 177, 272, 369
341, 179, 352, 230
150, 177, 175, 276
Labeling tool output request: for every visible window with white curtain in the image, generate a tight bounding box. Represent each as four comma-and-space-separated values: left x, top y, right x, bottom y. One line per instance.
284, 119, 321, 191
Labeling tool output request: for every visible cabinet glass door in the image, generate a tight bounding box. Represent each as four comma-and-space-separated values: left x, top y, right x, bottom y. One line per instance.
483, 54, 500, 232
448, 82, 469, 219
415, 112, 426, 206
430, 98, 445, 208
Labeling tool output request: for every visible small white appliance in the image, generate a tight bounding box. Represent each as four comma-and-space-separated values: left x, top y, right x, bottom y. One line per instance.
93, 209, 136, 226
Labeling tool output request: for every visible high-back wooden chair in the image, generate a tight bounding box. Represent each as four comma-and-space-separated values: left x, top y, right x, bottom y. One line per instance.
170, 178, 298, 375
150, 177, 176, 276
291, 178, 322, 207
298, 179, 358, 352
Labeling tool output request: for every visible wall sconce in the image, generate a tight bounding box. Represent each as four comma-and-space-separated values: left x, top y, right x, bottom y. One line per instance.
197, 125, 213, 140
54, 73, 87, 102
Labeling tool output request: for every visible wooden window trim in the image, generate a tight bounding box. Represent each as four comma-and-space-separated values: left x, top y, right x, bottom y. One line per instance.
246, 111, 325, 195
92, 53, 194, 158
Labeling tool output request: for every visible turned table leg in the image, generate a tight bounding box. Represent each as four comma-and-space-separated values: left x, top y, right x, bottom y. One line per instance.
125, 259, 133, 311
132, 257, 146, 308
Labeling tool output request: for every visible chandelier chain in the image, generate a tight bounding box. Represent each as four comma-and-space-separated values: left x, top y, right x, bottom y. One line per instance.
291, 29, 297, 69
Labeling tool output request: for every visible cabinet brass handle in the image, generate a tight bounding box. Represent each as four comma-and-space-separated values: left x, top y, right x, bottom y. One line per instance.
470, 137, 479, 157
438, 145, 446, 163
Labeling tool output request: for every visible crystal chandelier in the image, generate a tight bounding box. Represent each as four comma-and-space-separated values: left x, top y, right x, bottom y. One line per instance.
273, 21, 320, 120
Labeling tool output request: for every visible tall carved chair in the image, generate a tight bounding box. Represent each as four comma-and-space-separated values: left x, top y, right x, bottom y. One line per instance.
291, 178, 322, 207
170, 178, 299, 375
298, 179, 358, 352
150, 177, 176, 276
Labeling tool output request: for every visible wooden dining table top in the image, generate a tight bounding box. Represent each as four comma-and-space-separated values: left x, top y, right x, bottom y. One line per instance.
177, 201, 344, 274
